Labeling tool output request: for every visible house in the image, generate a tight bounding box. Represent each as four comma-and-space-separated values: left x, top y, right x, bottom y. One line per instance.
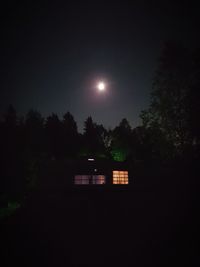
73, 157, 131, 185
39, 157, 133, 192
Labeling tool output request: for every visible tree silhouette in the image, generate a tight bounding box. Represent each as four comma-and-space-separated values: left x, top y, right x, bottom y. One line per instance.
24, 109, 44, 156
62, 112, 79, 158
82, 116, 107, 157
110, 118, 132, 161
0, 106, 27, 197
2, 105, 17, 152
45, 113, 62, 158
95, 124, 109, 157
141, 41, 200, 159
82, 116, 98, 156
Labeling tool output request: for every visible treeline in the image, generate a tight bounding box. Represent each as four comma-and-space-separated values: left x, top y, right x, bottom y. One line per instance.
0, 106, 150, 162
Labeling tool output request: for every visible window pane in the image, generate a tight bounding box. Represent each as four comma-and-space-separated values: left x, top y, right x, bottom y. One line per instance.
74, 175, 106, 185
74, 175, 90, 184
112, 171, 129, 184
92, 175, 106, 184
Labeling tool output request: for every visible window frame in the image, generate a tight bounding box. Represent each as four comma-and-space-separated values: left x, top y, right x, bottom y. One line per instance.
74, 175, 106, 185
112, 170, 129, 184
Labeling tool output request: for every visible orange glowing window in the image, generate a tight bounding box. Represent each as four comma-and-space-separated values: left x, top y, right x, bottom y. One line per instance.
112, 171, 129, 184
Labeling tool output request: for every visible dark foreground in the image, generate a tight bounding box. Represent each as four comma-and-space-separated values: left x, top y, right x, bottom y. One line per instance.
1, 164, 199, 266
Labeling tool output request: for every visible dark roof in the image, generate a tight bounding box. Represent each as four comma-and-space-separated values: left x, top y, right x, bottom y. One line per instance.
74, 157, 130, 174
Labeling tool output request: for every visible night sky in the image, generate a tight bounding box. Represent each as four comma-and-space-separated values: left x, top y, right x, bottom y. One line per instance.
0, 1, 199, 131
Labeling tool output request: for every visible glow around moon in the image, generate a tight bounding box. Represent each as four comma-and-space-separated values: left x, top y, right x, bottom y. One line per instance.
97, 82, 106, 91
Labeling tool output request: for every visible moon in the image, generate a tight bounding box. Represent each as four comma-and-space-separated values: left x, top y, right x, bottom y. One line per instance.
97, 81, 105, 91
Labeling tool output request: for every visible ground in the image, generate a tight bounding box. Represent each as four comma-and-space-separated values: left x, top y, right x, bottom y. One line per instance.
1, 164, 199, 266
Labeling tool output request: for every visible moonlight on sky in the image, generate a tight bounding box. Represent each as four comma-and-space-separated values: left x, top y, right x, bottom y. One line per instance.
97, 81, 106, 92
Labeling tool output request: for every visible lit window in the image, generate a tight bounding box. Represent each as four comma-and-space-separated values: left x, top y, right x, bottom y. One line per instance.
112, 171, 129, 184
92, 175, 106, 184
74, 175, 106, 185
74, 175, 90, 184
